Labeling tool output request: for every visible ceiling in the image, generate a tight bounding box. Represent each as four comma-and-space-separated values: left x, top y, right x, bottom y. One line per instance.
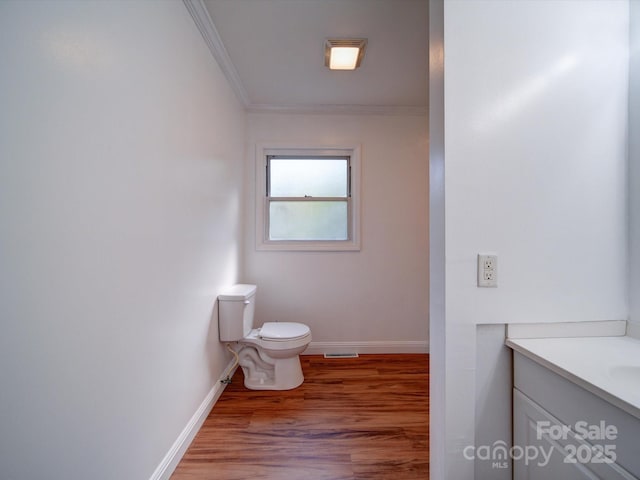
189, 0, 428, 115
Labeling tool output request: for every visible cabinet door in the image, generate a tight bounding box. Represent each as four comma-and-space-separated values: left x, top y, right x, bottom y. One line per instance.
514, 388, 636, 480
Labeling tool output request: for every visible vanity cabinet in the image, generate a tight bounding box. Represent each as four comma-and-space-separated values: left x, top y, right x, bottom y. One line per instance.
513, 352, 640, 480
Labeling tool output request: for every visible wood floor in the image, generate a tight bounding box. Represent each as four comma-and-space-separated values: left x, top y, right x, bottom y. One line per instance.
171, 354, 429, 480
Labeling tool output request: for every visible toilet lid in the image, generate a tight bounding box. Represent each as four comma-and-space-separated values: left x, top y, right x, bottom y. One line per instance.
260, 322, 310, 341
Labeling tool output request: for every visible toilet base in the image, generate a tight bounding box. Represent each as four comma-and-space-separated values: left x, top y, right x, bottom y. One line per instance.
238, 347, 304, 391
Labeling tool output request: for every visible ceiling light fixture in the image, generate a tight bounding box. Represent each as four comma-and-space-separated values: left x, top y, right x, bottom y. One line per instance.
324, 38, 367, 70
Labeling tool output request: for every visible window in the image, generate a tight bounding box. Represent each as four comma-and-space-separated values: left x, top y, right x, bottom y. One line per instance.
256, 146, 360, 251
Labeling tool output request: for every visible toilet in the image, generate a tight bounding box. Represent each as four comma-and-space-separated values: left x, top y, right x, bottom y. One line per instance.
218, 284, 311, 390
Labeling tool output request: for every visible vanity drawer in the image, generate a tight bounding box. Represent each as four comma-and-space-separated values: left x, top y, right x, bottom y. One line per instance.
514, 352, 640, 477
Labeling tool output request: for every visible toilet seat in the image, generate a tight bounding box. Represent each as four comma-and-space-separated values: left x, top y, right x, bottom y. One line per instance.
241, 323, 311, 351
259, 322, 310, 341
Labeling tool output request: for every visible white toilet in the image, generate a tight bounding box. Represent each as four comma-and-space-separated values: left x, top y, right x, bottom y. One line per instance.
218, 284, 312, 390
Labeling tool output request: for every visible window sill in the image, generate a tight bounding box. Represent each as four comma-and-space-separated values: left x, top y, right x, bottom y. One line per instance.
256, 239, 361, 252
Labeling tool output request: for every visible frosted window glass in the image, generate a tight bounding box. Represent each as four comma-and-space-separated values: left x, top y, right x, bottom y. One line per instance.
269, 159, 347, 197
269, 201, 348, 240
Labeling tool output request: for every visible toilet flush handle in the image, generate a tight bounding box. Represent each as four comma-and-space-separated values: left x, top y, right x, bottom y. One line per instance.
244, 300, 251, 305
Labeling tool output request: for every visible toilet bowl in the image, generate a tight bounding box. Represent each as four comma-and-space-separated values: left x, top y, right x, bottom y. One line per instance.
218, 285, 312, 390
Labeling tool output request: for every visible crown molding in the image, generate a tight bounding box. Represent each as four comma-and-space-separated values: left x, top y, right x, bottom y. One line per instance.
183, 0, 250, 107
247, 103, 427, 116
183, 0, 427, 117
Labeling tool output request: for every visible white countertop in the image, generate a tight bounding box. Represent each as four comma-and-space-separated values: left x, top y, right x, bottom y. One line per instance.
506, 335, 640, 419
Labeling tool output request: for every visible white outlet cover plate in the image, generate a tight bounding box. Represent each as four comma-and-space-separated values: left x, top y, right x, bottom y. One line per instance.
478, 254, 498, 288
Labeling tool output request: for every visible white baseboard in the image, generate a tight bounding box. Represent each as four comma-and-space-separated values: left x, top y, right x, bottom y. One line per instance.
149, 360, 238, 480
304, 340, 429, 355
625, 321, 640, 340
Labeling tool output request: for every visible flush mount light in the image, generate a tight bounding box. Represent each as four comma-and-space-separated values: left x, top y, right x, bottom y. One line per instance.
324, 38, 367, 70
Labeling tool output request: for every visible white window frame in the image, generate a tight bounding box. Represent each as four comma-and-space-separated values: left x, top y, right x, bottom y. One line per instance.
255, 144, 361, 251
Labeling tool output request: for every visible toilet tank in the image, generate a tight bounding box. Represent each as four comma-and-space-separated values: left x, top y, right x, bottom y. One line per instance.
218, 284, 257, 342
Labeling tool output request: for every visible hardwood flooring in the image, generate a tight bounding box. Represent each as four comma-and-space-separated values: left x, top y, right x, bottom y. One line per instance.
171, 354, 429, 480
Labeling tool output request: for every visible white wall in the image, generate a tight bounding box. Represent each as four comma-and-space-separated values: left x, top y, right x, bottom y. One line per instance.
474, 324, 512, 480
244, 113, 429, 353
630, 0, 640, 337
436, 1, 629, 478
0, 2, 246, 479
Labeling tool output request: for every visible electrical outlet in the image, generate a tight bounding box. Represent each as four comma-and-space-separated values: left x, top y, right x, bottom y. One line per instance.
478, 254, 498, 288
483, 257, 496, 270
